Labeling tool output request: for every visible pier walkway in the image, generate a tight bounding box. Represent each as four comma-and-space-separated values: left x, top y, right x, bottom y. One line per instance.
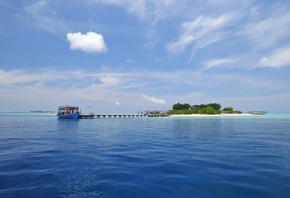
78, 114, 170, 119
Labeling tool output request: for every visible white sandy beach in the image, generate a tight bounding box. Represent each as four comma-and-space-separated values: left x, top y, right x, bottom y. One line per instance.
170, 113, 254, 117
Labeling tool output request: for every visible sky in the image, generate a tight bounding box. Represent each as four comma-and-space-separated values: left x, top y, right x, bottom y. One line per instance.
1, 0, 290, 113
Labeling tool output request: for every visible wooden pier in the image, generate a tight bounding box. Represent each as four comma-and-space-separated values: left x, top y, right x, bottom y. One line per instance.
78, 114, 95, 119
94, 114, 153, 118
78, 114, 170, 119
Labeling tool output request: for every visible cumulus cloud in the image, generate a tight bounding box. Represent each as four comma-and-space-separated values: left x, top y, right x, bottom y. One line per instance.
67, 31, 108, 53
142, 94, 166, 104
259, 47, 290, 68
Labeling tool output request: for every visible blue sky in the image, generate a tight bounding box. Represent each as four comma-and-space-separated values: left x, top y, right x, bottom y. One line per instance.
1, 0, 290, 113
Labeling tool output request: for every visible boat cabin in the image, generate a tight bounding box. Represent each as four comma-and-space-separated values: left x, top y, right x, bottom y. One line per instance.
58, 106, 79, 115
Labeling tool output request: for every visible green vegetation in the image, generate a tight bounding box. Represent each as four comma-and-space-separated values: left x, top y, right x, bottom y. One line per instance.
172, 103, 191, 110
223, 107, 233, 111
167, 103, 241, 115
197, 106, 220, 114
192, 103, 222, 114
223, 106, 242, 114
170, 109, 194, 114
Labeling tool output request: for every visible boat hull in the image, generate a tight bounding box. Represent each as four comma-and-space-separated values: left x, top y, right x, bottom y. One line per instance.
57, 112, 79, 119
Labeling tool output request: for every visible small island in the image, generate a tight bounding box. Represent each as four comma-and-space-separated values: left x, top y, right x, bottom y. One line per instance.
148, 102, 242, 116
167, 102, 242, 115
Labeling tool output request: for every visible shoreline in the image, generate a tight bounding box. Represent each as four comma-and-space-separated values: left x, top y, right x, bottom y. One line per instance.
169, 113, 254, 117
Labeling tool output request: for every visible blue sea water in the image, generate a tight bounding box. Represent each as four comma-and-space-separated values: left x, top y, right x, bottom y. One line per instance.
0, 113, 290, 198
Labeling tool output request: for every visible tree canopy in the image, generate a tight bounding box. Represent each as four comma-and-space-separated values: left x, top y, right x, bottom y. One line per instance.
172, 103, 191, 110
223, 107, 233, 111
168, 102, 241, 115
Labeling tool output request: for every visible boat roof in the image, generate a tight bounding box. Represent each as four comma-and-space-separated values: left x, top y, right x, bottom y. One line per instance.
58, 105, 79, 109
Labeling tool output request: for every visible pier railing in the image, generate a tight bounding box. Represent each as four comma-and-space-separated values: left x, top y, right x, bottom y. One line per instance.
78, 114, 170, 119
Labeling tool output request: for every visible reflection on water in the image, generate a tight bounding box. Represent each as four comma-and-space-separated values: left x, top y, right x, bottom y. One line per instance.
57, 118, 79, 131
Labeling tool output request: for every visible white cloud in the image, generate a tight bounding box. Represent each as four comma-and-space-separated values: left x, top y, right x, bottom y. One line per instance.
25, 0, 47, 14
22, 0, 71, 37
165, 14, 236, 53
203, 59, 235, 70
0, 67, 287, 112
241, 11, 290, 49
67, 31, 108, 53
126, 59, 134, 64
142, 94, 166, 104
95, 0, 184, 20
0, 68, 65, 86
187, 92, 203, 99
115, 102, 121, 105
259, 47, 290, 68
99, 75, 121, 86
96, 0, 147, 19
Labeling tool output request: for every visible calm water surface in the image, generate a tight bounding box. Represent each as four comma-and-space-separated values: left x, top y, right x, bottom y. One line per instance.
0, 113, 290, 197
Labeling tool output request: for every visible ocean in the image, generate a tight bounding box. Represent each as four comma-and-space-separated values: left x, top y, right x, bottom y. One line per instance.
0, 113, 289, 197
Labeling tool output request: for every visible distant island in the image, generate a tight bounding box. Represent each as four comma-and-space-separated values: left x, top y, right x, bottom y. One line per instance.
30, 110, 55, 114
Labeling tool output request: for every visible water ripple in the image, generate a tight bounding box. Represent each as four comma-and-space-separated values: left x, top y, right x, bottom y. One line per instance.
0, 115, 290, 197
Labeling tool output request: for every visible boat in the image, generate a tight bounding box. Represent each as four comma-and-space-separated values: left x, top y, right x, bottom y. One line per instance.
248, 111, 267, 115
57, 105, 79, 119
